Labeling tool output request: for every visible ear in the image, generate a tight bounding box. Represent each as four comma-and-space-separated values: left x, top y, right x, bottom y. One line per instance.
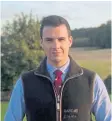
69, 36, 73, 47
40, 39, 43, 48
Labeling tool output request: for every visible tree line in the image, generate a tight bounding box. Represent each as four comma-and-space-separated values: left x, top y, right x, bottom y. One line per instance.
71, 20, 111, 48
1, 13, 111, 91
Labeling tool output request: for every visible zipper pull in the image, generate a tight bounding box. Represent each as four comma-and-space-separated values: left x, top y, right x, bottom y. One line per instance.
57, 95, 60, 110
57, 102, 60, 110
57, 95, 60, 102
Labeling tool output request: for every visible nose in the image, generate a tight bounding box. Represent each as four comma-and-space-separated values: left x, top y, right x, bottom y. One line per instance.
52, 39, 60, 49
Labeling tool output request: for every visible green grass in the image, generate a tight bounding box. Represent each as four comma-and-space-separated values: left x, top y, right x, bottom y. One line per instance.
76, 60, 110, 80
1, 102, 27, 121
70, 48, 111, 80
1, 102, 8, 121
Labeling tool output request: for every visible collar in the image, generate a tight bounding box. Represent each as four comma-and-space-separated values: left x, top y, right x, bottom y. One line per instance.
34, 55, 83, 79
46, 58, 70, 75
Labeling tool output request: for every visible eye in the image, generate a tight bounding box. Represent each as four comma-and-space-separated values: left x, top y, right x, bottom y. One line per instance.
45, 38, 53, 42
58, 37, 65, 41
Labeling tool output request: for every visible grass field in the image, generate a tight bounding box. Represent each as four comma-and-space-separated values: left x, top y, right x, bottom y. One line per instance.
70, 48, 111, 80
1, 48, 111, 121
1, 102, 26, 121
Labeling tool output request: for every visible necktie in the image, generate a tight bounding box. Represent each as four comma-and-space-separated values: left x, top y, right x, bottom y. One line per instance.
54, 70, 63, 95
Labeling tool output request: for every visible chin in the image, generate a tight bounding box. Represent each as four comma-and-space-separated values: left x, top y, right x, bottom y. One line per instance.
52, 56, 62, 62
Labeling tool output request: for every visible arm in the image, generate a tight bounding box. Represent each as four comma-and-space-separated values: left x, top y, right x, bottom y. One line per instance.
91, 74, 111, 121
4, 77, 25, 121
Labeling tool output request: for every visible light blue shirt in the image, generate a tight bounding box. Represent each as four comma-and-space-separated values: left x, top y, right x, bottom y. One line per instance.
4, 59, 111, 121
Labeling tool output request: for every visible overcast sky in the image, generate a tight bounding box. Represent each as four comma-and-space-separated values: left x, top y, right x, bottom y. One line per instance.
1, 1, 111, 31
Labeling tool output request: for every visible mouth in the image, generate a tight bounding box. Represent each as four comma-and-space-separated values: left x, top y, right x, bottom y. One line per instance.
52, 51, 61, 55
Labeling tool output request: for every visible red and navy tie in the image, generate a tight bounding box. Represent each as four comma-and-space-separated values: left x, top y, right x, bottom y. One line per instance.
54, 70, 63, 94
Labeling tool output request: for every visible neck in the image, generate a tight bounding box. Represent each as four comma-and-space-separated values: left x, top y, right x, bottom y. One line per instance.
47, 57, 69, 68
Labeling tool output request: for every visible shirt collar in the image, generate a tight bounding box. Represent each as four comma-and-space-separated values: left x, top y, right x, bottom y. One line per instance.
47, 58, 70, 75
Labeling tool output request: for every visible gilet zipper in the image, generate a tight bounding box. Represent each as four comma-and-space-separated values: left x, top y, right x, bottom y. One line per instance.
35, 70, 83, 121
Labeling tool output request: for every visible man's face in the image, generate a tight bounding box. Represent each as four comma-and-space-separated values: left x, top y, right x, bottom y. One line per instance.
41, 24, 73, 67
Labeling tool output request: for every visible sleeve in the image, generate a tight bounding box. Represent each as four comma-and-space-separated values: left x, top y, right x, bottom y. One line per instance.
4, 77, 25, 121
91, 74, 111, 121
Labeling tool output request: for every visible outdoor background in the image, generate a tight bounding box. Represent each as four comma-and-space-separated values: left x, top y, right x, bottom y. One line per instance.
1, 1, 111, 121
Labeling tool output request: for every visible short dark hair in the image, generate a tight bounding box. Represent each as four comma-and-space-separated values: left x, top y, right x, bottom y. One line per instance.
40, 15, 71, 39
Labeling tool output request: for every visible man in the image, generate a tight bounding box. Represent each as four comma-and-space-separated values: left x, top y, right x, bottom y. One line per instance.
5, 15, 111, 121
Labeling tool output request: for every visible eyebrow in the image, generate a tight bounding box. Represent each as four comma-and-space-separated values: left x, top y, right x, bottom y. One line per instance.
43, 37, 66, 39
43, 37, 53, 39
